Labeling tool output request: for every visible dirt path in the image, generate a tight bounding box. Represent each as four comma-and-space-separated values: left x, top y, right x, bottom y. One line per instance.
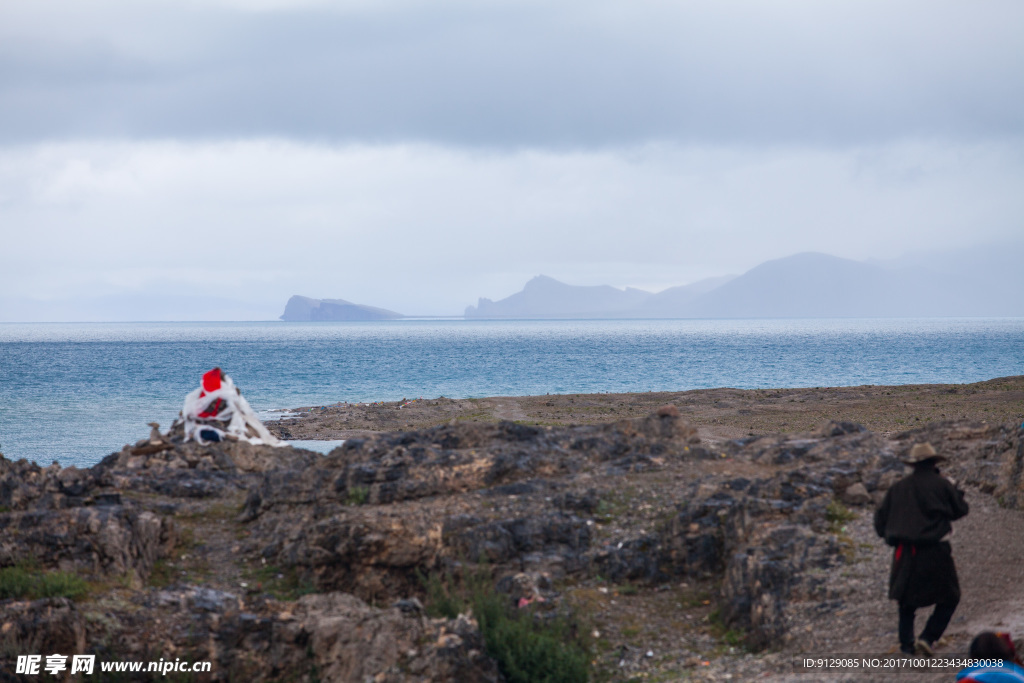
700, 485, 1024, 683
818, 487, 1024, 658
489, 397, 528, 422
951, 491, 1024, 643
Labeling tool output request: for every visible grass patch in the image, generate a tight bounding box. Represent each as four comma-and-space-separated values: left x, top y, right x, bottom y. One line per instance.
245, 564, 317, 601
0, 565, 90, 601
593, 500, 616, 525
176, 526, 198, 551
148, 559, 176, 589
676, 589, 713, 609
836, 535, 857, 563
420, 566, 591, 683
176, 501, 237, 521
453, 411, 497, 424
145, 522, 213, 588
592, 489, 637, 526
344, 485, 370, 506
707, 608, 747, 651
616, 582, 639, 596
825, 500, 857, 533
419, 567, 465, 620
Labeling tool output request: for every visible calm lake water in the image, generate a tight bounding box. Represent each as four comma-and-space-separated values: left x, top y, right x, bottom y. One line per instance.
1, 318, 1022, 468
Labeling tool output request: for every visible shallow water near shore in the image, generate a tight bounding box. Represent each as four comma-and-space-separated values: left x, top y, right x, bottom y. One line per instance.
1, 318, 1022, 468
284, 439, 346, 454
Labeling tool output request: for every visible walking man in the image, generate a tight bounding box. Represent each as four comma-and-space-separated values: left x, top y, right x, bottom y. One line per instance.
874, 442, 969, 655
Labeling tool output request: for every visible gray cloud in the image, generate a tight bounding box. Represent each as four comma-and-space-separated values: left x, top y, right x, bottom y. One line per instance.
3, 1, 1023, 322
2, 0, 1023, 147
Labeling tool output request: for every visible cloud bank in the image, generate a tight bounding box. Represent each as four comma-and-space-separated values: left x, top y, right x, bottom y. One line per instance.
3, 0, 1022, 147
1, 0, 1022, 320
2, 138, 1021, 320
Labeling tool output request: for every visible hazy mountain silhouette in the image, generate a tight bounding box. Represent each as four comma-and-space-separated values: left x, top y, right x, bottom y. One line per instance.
683, 252, 900, 318
633, 275, 737, 317
464, 246, 1024, 319
464, 275, 651, 319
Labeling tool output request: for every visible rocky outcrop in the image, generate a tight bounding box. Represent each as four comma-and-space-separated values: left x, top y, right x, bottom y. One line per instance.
270, 593, 499, 683
1, 429, 499, 682
0, 598, 86, 675
90, 421, 316, 500
892, 420, 1024, 507
0, 422, 316, 584
240, 413, 703, 600
246, 414, 701, 514
1, 591, 497, 683
0, 506, 168, 583
5, 411, 1024, 678
660, 423, 899, 646
237, 413, 906, 649
0, 458, 173, 584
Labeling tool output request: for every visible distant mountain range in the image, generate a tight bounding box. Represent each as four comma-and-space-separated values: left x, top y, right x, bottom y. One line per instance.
281, 246, 1023, 321
280, 295, 404, 321
464, 248, 1024, 319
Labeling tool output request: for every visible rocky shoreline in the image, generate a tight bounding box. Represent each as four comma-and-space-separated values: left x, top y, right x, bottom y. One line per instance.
2, 377, 1023, 681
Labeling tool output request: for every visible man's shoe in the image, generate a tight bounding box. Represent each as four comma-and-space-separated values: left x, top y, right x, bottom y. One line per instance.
914, 639, 934, 657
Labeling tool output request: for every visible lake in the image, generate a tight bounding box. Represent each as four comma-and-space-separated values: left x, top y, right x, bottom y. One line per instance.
0, 318, 1021, 467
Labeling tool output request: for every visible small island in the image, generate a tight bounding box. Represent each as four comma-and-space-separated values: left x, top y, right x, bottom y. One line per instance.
279, 295, 404, 321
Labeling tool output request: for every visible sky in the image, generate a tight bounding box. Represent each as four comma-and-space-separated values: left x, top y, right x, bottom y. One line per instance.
1, 0, 1022, 320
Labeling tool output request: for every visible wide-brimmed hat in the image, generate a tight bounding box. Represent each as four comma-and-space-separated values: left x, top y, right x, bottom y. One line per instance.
903, 442, 946, 464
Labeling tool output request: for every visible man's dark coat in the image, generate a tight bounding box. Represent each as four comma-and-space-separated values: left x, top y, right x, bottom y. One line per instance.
874, 464, 969, 607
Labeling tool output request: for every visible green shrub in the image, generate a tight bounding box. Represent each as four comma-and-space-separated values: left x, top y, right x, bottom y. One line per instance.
419, 566, 590, 683
344, 485, 370, 506
0, 566, 34, 598
418, 568, 463, 619
475, 589, 589, 683
825, 500, 856, 533
0, 565, 89, 601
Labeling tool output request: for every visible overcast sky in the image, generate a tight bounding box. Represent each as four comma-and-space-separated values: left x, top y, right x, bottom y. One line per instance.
1, 0, 1022, 320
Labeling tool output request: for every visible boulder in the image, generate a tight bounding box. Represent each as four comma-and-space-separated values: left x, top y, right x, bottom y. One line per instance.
842, 482, 872, 506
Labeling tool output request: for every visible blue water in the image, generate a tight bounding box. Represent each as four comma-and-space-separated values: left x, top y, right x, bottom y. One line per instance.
0, 319, 1021, 468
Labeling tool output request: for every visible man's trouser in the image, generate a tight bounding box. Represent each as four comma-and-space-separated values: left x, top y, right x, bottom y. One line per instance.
899, 598, 959, 651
